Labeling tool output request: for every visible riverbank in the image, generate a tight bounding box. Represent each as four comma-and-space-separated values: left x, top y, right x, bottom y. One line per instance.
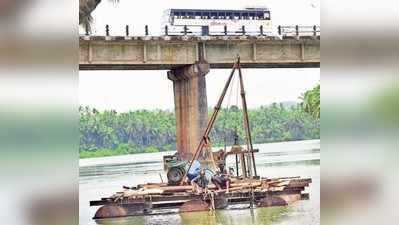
79, 139, 320, 159
80, 145, 159, 158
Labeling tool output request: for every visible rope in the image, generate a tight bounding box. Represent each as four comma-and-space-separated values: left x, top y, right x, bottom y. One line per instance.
223, 72, 236, 148
225, 73, 236, 109
236, 73, 240, 107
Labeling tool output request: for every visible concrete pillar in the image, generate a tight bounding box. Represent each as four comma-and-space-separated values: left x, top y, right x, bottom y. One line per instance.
167, 62, 209, 160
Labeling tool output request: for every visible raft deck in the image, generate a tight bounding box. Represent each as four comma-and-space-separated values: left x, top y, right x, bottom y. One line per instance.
91, 176, 312, 219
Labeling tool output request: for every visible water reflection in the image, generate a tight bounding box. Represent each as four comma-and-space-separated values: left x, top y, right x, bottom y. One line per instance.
95, 206, 291, 225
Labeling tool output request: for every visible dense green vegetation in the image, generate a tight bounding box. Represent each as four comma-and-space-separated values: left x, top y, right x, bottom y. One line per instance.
210, 103, 319, 147
80, 88, 320, 158
79, 108, 175, 158
301, 84, 320, 119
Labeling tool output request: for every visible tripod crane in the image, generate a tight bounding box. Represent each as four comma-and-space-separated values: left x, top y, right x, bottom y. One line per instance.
180, 56, 257, 185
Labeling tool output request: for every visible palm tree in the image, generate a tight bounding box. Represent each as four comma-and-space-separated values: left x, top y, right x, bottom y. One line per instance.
79, 0, 119, 33
300, 84, 320, 119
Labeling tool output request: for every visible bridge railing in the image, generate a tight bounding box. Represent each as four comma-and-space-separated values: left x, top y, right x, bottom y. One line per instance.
278, 25, 320, 37
83, 24, 320, 38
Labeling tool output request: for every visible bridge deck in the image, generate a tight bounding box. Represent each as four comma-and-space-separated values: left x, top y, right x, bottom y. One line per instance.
79, 35, 320, 70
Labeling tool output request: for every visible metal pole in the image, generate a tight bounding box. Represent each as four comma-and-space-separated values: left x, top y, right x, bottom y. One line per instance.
241, 152, 247, 178
234, 131, 240, 177
235, 154, 239, 177
237, 60, 258, 177
165, 25, 168, 36
125, 25, 129, 36
260, 25, 264, 36
224, 25, 227, 36
250, 186, 255, 208
145, 25, 149, 36
85, 25, 89, 35
278, 25, 281, 35
105, 24, 109, 36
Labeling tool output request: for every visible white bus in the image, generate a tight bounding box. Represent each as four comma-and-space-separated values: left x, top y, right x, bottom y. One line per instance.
161, 8, 272, 36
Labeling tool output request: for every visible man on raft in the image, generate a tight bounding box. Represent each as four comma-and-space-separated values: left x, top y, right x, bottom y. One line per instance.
189, 163, 231, 194
211, 165, 231, 193
191, 169, 209, 194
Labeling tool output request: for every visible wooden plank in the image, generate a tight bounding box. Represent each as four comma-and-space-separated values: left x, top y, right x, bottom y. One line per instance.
91, 177, 312, 211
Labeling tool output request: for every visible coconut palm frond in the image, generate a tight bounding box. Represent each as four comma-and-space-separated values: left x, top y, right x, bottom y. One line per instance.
301, 84, 320, 119
79, 0, 120, 33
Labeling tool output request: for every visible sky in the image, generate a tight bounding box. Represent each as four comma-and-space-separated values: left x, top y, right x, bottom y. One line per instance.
79, 0, 320, 112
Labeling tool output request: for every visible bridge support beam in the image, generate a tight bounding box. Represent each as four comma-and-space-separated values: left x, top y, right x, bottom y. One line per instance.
167, 62, 209, 160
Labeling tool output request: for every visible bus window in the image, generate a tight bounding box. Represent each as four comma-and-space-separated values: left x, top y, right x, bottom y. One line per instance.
242, 12, 249, 19
181, 11, 187, 18
195, 11, 201, 19
211, 12, 217, 19
257, 12, 264, 19
226, 12, 233, 19
233, 12, 240, 19
218, 12, 226, 19
264, 12, 270, 20
203, 12, 210, 19
249, 12, 255, 20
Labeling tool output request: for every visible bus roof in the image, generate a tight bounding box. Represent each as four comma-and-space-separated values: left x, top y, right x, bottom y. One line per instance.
169, 8, 270, 15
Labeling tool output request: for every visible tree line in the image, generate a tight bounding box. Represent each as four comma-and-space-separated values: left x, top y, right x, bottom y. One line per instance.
80, 97, 319, 158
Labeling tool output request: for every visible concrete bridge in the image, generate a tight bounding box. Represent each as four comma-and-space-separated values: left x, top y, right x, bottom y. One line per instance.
80, 35, 320, 70
79, 35, 320, 159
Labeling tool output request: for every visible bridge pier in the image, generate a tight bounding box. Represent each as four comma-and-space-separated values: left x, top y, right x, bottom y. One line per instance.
167, 62, 209, 160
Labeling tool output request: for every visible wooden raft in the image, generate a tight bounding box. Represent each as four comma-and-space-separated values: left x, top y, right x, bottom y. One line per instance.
91, 176, 311, 219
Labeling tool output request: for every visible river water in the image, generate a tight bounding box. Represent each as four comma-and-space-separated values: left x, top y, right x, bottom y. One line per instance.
79, 140, 320, 225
